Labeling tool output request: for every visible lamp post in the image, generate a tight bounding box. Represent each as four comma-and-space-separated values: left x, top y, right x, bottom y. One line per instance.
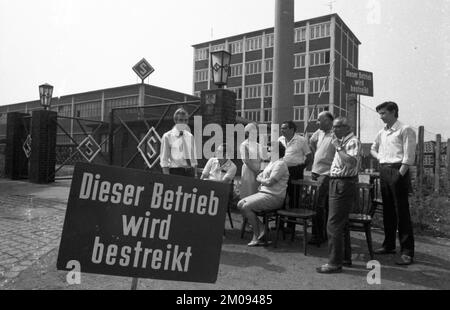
39, 83, 54, 110
210, 50, 231, 88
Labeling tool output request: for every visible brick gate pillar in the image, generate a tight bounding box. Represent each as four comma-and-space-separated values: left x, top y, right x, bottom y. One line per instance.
29, 110, 57, 184
5, 112, 30, 180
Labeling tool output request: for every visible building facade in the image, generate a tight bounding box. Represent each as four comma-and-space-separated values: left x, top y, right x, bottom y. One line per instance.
192, 13, 361, 134
0, 84, 199, 143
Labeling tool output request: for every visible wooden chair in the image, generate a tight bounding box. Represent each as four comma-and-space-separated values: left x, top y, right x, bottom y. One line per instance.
240, 193, 288, 242
274, 179, 319, 256
347, 182, 377, 260
370, 174, 383, 219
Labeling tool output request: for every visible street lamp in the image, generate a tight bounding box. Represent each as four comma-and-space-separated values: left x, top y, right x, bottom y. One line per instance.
210, 50, 231, 88
39, 83, 54, 110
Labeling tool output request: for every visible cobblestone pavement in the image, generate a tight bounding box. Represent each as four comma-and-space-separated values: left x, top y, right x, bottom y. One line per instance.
0, 192, 66, 288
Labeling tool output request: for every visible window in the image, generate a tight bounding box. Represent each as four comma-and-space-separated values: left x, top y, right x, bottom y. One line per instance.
309, 50, 330, 66
245, 61, 262, 75
294, 27, 307, 42
244, 85, 261, 99
293, 107, 305, 121
230, 64, 242, 77
264, 84, 273, 98
195, 47, 209, 61
308, 77, 329, 94
194, 69, 209, 82
57, 105, 72, 117
294, 53, 307, 68
310, 23, 331, 40
105, 96, 138, 113
265, 33, 274, 48
245, 36, 262, 52
294, 80, 306, 95
211, 43, 226, 52
229, 40, 243, 54
75, 101, 101, 118
263, 109, 272, 123
193, 91, 201, 98
228, 87, 243, 100
244, 109, 261, 122
265, 58, 273, 72
308, 106, 328, 121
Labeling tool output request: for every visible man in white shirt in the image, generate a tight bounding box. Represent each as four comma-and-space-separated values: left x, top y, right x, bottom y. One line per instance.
201, 144, 237, 184
370, 101, 416, 265
279, 121, 312, 209
160, 108, 198, 178
309, 111, 336, 245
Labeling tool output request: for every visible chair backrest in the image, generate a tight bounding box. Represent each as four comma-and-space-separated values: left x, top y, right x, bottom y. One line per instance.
351, 183, 376, 216
370, 175, 382, 202
290, 179, 319, 211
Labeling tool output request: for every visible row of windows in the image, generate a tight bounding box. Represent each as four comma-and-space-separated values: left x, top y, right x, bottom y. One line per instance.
195, 22, 332, 60
294, 50, 331, 68
294, 77, 329, 95
196, 51, 330, 82
237, 106, 329, 123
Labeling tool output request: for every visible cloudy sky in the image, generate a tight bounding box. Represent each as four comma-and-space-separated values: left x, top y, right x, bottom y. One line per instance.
0, 0, 449, 142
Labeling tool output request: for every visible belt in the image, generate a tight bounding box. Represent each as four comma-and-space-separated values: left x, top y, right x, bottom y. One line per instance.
169, 167, 194, 171
330, 176, 358, 180
380, 163, 402, 168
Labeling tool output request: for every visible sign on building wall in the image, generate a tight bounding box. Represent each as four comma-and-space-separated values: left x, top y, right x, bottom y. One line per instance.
344, 69, 374, 97
57, 162, 230, 283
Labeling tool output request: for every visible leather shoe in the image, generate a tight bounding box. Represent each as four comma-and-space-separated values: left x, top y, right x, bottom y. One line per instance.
374, 247, 396, 255
395, 254, 413, 265
343, 260, 352, 267
316, 264, 342, 274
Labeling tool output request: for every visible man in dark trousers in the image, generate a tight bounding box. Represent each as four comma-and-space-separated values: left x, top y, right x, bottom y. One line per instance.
370, 101, 416, 265
316, 117, 361, 274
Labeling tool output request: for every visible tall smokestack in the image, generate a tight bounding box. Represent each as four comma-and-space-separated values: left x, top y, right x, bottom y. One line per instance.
272, 0, 294, 131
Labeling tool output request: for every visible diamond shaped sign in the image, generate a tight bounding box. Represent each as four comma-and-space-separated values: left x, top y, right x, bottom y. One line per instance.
23, 135, 32, 158
132, 58, 155, 81
77, 135, 101, 163
137, 127, 162, 169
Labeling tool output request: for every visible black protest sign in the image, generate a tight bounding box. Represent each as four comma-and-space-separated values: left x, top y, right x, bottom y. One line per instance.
344, 68, 374, 97
57, 162, 230, 283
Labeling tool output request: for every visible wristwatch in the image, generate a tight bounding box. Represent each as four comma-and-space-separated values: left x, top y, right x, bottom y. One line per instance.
336, 146, 343, 152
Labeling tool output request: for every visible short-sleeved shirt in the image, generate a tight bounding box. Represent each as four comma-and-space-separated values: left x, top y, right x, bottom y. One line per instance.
330, 133, 362, 178
371, 121, 416, 166
202, 158, 237, 183
258, 159, 290, 198
160, 127, 198, 168
310, 129, 336, 176
278, 134, 311, 167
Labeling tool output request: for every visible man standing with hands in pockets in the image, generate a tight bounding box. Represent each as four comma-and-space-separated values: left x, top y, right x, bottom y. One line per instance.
370, 101, 416, 265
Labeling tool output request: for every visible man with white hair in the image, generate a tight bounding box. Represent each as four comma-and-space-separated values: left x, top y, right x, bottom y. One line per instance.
160, 108, 197, 177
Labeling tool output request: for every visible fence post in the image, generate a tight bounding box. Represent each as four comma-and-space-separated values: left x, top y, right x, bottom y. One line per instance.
417, 126, 424, 197
434, 134, 441, 194
447, 139, 450, 185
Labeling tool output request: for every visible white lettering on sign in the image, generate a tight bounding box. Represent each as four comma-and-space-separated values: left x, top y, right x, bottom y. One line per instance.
79, 173, 145, 207
91, 236, 193, 272
150, 182, 219, 216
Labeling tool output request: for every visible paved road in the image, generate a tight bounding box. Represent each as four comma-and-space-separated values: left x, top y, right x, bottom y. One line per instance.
1, 178, 450, 290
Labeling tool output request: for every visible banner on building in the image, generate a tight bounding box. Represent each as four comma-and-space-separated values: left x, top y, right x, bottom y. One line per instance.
57, 162, 229, 283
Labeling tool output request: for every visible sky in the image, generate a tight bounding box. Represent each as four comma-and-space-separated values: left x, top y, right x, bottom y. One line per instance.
0, 0, 449, 142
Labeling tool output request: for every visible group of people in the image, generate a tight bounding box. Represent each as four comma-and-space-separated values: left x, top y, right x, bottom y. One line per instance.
159, 101, 417, 274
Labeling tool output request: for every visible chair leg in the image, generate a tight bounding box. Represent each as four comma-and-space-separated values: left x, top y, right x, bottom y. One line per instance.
227, 206, 234, 229
264, 216, 270, 242
240, 217, 247, 239
290, 221, 295, 242
303, 219, 308, 256
365, 223, 374, 260
274, 216, 281, 248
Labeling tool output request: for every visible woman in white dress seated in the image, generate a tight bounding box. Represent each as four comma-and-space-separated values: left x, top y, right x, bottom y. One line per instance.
237, 141, 289, 246
200, 144, 237, 184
